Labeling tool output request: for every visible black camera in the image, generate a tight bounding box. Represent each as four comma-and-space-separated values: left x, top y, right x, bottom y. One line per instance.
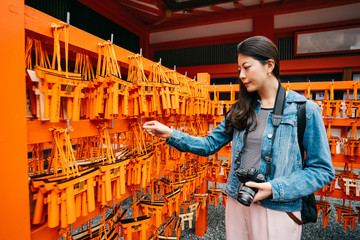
234, 167, 266, 207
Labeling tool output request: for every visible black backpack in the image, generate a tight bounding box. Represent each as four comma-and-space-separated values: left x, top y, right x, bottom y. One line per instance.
297, 101, 317, 224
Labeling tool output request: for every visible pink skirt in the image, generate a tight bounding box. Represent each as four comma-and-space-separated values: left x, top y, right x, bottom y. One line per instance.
225, 196, 302, 240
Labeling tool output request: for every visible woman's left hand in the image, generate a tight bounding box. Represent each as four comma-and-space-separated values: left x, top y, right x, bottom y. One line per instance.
245, 181, 273, 203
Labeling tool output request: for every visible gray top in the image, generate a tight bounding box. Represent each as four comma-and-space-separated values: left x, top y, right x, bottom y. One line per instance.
240, 108, 272, 170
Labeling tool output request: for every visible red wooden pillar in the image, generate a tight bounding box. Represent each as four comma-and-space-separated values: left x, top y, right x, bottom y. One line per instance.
195, 72, 210, 236
0, 0, 30, 240
253, 13, 274, 41
195, 180, 208, 236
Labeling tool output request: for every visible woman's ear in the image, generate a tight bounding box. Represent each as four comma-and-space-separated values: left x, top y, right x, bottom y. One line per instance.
266, 59, 275, 74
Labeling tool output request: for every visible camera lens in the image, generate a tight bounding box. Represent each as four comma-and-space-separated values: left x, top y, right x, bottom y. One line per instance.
237, 185, 258, 207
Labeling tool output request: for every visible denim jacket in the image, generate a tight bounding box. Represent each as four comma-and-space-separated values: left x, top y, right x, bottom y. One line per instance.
166, 90, 335, 212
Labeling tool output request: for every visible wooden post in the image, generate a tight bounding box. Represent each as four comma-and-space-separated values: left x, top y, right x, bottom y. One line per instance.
194, 73, 210, 237
197, 73, 210, 86
195, 181, 208, 236
0, 1, 30, 240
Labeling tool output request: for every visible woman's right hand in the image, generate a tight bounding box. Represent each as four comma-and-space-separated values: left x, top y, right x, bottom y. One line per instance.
143, 121, 173, 139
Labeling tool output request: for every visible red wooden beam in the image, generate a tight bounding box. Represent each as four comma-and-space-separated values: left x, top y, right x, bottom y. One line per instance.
273, 0, 360, 15
119, 4, 160, 23
274, 18, 360, 35
118, 0, 162, 16
150, 0, 359, 31
131, 0, 168, 17
176, 55, 360, 79
78, 0, 148, 37
281, 55, 360, 75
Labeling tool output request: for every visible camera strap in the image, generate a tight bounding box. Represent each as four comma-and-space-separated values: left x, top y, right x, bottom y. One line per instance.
265, 81, 286, 179
234, 81, 286, 178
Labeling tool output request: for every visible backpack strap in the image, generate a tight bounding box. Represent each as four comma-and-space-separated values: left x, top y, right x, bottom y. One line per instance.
287, 101, 308, 225
297, 101, 307, 168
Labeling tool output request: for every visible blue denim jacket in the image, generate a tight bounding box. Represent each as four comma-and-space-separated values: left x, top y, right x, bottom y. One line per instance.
166, 90, 335, 212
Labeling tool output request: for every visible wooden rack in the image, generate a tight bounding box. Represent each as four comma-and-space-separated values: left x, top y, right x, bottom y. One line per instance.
2, 2, 360, 240
2, 4, 214, 240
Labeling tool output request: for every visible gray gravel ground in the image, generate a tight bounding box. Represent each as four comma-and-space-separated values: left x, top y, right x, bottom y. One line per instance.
180, 185, 360, 240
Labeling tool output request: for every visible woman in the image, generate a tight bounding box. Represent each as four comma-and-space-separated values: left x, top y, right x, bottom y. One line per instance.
143, 36, 334, 240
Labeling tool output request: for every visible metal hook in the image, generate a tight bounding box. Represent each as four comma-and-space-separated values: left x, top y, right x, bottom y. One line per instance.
106, 119, 114, 129
66, 12, 70, 27
67, 119, 70, 133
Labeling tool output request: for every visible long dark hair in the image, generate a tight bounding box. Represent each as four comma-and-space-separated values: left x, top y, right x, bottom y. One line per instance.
225, 36, 280, 134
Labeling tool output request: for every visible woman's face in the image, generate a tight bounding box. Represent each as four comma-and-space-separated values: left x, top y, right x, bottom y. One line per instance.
237, 54, 270, 93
